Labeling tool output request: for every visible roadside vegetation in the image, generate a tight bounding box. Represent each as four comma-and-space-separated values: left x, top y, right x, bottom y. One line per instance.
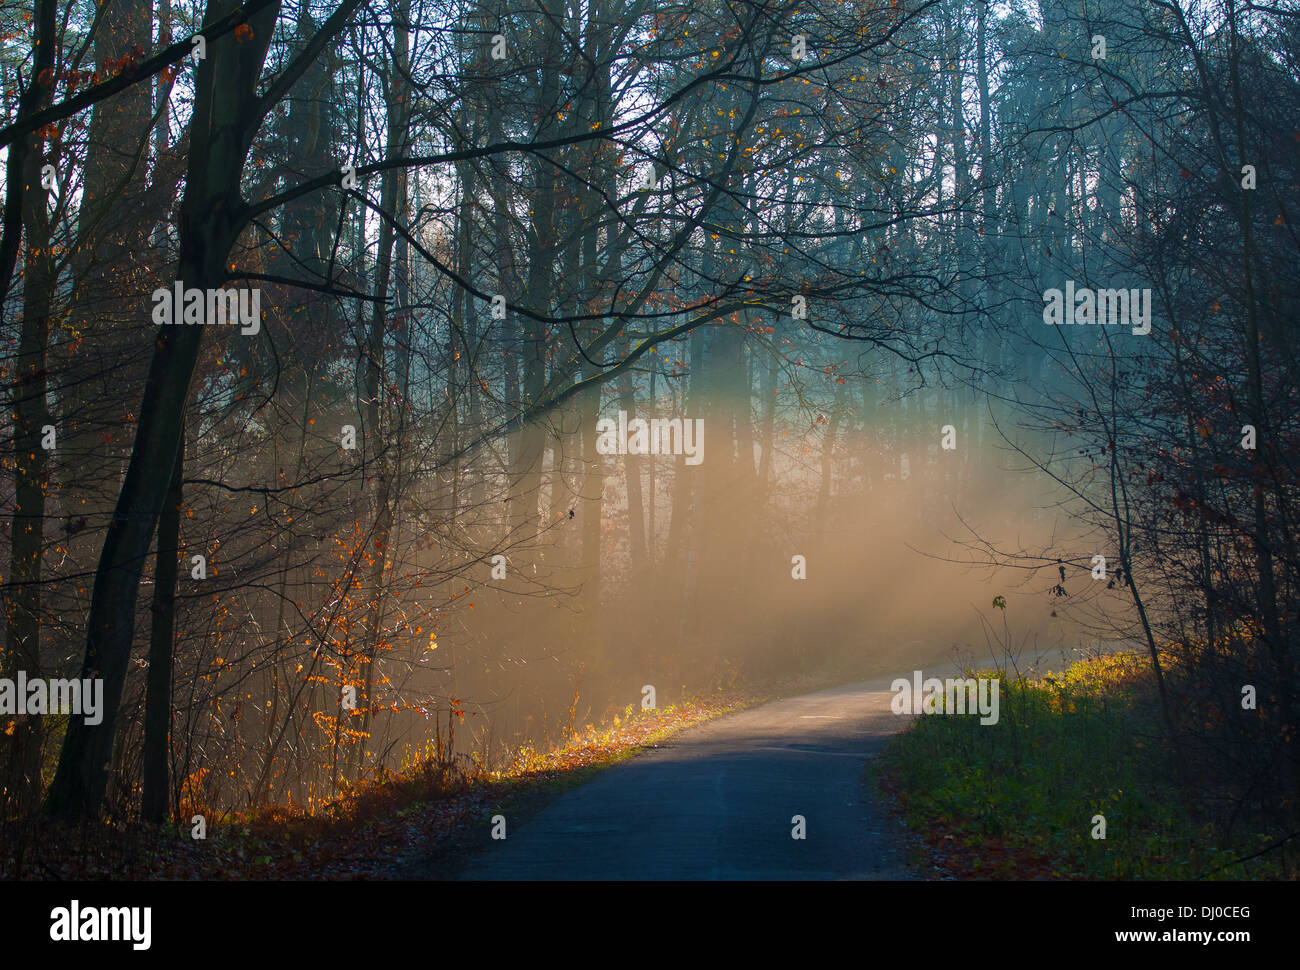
876, 650, 1297, 880
2, 692, 753, 880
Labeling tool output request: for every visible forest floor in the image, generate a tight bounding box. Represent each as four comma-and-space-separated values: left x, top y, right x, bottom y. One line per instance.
1, 694, 757, 880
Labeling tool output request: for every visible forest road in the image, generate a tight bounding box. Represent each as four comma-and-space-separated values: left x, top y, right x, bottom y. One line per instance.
458, 675, 915, 880
457, 649, 1100, 880
457, 649, 1087, 880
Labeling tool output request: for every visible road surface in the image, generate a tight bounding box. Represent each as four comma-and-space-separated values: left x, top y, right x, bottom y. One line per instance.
458, 650, 1099, 880
460, 672, 914, 879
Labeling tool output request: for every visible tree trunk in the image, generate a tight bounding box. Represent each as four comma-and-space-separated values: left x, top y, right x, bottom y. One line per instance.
65, 0, 155, 527
142, 425, 183, 823
508, 0, 564, 554
2, 0, 57, 815
620, 354, 648, 575
353, 0, 410, 780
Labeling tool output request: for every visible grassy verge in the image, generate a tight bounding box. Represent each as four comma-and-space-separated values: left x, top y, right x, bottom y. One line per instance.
874, 651, 1291, 880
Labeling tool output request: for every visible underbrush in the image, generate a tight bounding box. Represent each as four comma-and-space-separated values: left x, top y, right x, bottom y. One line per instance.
0, 694, 751, 879
876, 650, 1297, 879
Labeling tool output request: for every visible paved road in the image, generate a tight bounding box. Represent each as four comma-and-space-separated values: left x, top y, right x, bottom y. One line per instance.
459, 650, 1103, 880
461, 677, 909, 880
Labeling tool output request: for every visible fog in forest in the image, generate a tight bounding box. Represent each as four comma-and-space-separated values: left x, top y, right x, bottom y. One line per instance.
1, 0, 1295, 843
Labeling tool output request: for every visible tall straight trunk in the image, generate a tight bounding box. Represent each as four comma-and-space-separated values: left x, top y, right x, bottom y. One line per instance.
251, 369, 314, 808
664, 324, 705, 573
142, 425, 183, 823
946, 0, 973, 447
647, 368, 656, 557
976, 0, 993, 230
2, 0, 57, 814
620, 352, 648, 574
666, 324, 705, 639
65, 0, 155, 524
509, 0, 564, 550
445, 154, 471, 533
815, 379, 847, 535
757, 342, 778, 501
154, 0, 173, 161
353, 0, 410, 780
759, 171, 796, 508
576, 4, 611, 610
0, 0, 52, 313
458, 154, 483, 515
140, 0, 179, 826
945, 2, 969, 231
700, 321, 742, 593
75, 0, 154, 260
351, 66, 367, 286
485, 98, 519, 506
974, 0, 1000, 447
580, 375, 605, 609
735, 340, 755, 481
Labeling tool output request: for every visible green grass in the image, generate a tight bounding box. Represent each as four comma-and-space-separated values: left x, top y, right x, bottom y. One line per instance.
875, 652, 1284, 879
